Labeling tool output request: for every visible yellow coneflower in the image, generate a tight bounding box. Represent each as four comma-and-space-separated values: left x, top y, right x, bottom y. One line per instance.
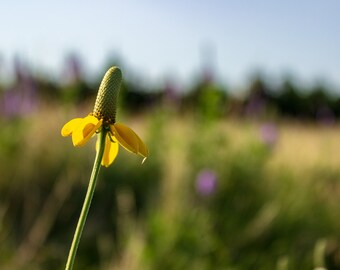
61, 66, 148, 166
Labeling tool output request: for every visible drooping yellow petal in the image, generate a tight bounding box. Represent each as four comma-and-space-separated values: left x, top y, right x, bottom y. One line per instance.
61, 118, 83, 137
111, 123, 148, 161
111, 124, 139, 154
110, 123, 139, 154
130, 128, 149, 158
101, 135, 119, 167
72, 115, 102, 146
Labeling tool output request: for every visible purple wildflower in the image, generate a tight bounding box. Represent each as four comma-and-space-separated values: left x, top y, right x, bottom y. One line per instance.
316, 106, 335, 126
260, 123, 278, 148
196, 169, 217, 196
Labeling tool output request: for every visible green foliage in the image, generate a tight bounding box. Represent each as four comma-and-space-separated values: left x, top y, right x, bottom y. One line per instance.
0, 106, 339, 269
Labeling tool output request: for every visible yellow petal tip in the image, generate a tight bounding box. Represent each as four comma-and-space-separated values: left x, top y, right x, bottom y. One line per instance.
142, 157, 147, 164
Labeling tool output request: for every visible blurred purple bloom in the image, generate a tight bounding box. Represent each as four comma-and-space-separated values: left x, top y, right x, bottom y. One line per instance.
164, 82, 176, 100
2, 79, 37, 118
196, 169, 217, 196
1, 58, 38, 118
245, 97, 266, 117
63, 54, 83, 83
260, 123, 278, 147
316, 106, 335, 126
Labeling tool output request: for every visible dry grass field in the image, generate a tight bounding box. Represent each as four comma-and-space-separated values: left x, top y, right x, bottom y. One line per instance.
0, 106, 339, 269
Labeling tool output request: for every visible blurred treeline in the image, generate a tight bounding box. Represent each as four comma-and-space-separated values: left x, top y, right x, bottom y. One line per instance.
0, 55, 339, 122
0, 56, 339, 270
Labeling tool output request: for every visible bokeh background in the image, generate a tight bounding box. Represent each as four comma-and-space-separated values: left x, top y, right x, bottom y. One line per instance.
0, 1, 340, 269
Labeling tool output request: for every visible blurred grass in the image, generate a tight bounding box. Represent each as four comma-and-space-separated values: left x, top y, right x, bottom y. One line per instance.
0, 105, 339, 269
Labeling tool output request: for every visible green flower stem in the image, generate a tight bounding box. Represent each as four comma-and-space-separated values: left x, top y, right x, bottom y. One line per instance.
65, 129, 107, 270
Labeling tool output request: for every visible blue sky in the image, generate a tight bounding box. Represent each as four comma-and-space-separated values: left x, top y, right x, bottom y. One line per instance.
0, 1, 339, 88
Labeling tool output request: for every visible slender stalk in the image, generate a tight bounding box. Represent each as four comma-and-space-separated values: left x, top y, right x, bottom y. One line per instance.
65, 130, 107, 270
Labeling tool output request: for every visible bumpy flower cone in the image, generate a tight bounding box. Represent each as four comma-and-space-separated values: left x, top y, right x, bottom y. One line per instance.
61, 66, 148, 166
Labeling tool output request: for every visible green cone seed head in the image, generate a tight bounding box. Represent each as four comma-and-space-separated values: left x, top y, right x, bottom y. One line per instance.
93, 66, 122, 124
